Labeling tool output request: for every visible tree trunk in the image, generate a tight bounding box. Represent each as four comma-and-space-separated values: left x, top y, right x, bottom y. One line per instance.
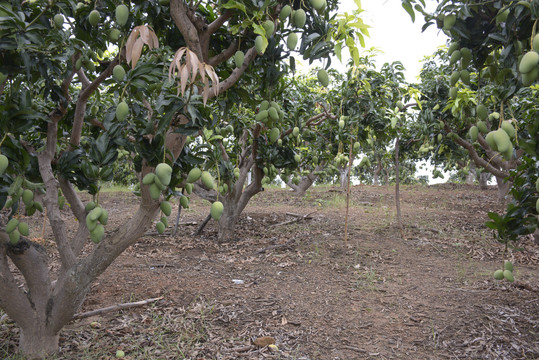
495, 176, 512, 204
288, 164, 324, 195
339, 166, 349, 188
395, 137, 404, 238
466, 162, 476, 185
479, 172, 490, 189
19, 326, 60, 360
217, 198, 240, 242
373, 161, 382, 186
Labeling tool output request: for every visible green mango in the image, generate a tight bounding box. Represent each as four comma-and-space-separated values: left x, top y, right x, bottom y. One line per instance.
210, 201, 224, 220
115, 4, 129, 26
186, 168, 202, 183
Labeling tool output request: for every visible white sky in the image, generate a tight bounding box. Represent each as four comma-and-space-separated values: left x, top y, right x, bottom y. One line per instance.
334, 0, 448, 82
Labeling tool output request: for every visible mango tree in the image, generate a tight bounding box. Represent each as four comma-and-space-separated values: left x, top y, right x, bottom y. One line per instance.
402, 0, 539, 266
0, 0, 368, 357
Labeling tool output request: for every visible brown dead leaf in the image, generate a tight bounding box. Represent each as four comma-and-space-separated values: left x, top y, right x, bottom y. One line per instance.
126, 25, 159, 69
253, 336, 275, 347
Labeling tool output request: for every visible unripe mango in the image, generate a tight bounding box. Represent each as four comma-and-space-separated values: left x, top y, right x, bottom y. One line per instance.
113, 65, 125, 82
262, 20, 274, 38
116, 101, 129, 121
88, 207, 103, 222
469, 126, 478, 141
155, 163, 172, 186
89, 10, 101, 26
180, 195, 189, 209
211, 201, 224, 220
460, 70, 470, 85
160, 201, 172, 216
317, 69, 329, 87
449, 87, 458, 99
443, 14, 456, 30
18, 222, 29, 236
447, 42, 459, 56
184, 183, 193, 195
186, 168, 202, 183
6, 218, 19, 233
293, 9, 306, 28
449, 50, 461, 65
519, 51, 539, 74
501, 120, 515, 138
493, 269, 504, 280
269, 128, 280, 143
287, 33, 298, 51
98, 208, 108, 225
533, 34, 539, 53
201, 171, 216, 189
477, 121, 488, 133
279, 5, 292, 21
54, 14, 64, 27
0, 154, 8, 175
268, 107, 279, 121
294, 154, 301, 163
503, 269, 514, 282
450, 71, 460, 86
234, 50, 244, 68
259, 100, 270, 111
255, 35, 266, 55
256, 110, 269, 122
9, 229, 20, 245
22, 189, 34, 206
149, 183, 161, 200
504, 261, 513, 272
142, 173, 156, 185
485, 131, 497, 151
115, 4, 129, 26
522, 66, 539, 86
476, 105, 488, 120
310, 0, 325, 10
292, 126, 300, 137
155, 221, 165, 234
460, 48, 472, 68
109, 28, 121, 42
90, 224, 105, 243
493, 129, 511, 153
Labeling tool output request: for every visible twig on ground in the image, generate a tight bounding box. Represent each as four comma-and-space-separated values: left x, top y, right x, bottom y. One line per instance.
270, 211, 317, 227
72, 297, 163, 320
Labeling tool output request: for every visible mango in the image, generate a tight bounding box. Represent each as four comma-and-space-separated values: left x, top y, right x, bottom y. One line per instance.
447, 42, 459, 56
9, 230, 20, 245
269, 128, 280, 143
259, 100, 270, 111
0, 154, 8, 175
22, 189, 34, 206
519, 51, 539, 74
522, 66, 539, 86
255, 35, 266, 55
160, 201, 172, 216
85, 201, 96, 212
353, 142, 360, 153
234, 50, 244, 68
450, 71, 460, 86
443, 14, 456, 30
109, 28, 121, 42
268, 107, 279, 121
489, 112, 500, 121
115, 4, 129, 26
460, 70, 470, 85
160, 216, 168, 227
485, 131, 497, 150
90, 224, 105, 243
113, 65, 125, 82
210, 201, 224, 220
476, 121, 488, 133
256, 110, 269, 122
142, 173, 155, 185
493, 269, 504, 280
310, 0, 325, 10
18, 222, 29, 236
180, 196, 189, 209
153, 174, 166, 191
469, 126, 478, 141
149, 183, 161, 200
533, 34, 539, 53
292, 126, 300, 137
493, 129, 512, 153
89, 10, 101, 26
279, 5, 292, 21
185, 183, 193, 195
449, 87, 457, 99
294, 154, 301, 163
504, 261, 513, 272
287, 33, 298, 51
501, 120, 515, 138
156, 163, 172, 186
293, 9, 306, 28
339, 119, 345, 129
116, 101, 129, 121
460, 48, 472, 68
449, 50, 461, 65
88, 207, 103, 222
503, 269, 514, 282
6, 218, 19, 233
476, 104, 488, 120
201, 171, 216, 189
186, 168, 202, 183
262, 20, 274, 38
155, 221, 165, 234
98, 208, 108, 225
317, 69, 329, 87
54, 14, 64, 27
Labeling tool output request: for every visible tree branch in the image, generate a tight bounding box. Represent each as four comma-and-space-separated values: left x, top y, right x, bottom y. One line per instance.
208, 39, 238, 67
453, 135, 509, 179
171, 0, 203, 60
209, 46, 258, 97
207, 10, 233, 35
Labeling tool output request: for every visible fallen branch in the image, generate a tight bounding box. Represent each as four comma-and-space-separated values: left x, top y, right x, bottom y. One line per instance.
72, 296, 163, 320
285, 212, 313, 219
270, 211, 317, 227
256, 238, 296, 254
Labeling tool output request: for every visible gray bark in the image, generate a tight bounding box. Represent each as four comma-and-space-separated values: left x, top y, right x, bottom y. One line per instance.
287, 164, 324, 195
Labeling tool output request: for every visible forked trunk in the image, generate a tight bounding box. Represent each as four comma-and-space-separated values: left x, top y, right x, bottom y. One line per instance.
217, 199, 240, 241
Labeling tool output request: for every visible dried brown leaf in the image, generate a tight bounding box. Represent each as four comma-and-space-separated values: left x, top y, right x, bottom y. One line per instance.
130, 38, 144, 69
180, 65, 189, 96
125, 28, 140, 65
202, 76, 210, 106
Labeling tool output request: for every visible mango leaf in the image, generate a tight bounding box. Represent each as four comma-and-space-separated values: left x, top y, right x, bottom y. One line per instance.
222, 0, 247, 14
402, 1, 415, 22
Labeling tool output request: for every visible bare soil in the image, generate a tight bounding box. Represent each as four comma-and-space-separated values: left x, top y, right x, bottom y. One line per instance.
1, 184, 538, 360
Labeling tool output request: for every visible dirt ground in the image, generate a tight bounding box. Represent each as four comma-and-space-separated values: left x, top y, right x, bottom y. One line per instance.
1, 184, 538, 360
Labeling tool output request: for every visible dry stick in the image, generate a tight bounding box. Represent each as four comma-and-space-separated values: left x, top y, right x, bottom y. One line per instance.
344, 137, 354, 243
172, 189, 185, 237
270, 211, 316, 227
195, 213, 212, 235
395, 136, 405, 239
72, 297, 163, 321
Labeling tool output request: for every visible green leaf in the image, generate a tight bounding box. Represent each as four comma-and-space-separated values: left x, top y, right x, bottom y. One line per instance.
222, 0, 247, 14
334, 42, 342, 62
402, 1, 415, 23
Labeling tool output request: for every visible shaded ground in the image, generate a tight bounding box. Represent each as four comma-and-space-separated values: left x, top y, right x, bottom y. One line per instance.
1, 184, 538, 359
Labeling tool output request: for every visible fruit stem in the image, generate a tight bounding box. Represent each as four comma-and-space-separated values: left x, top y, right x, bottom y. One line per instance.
0, 133, 6, 148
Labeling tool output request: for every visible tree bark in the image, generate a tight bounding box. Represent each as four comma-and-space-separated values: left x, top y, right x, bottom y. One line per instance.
495, 176, 511, 204
339, 166, 350, 189
395, 137, 404, 238
287, 164, 324, 195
